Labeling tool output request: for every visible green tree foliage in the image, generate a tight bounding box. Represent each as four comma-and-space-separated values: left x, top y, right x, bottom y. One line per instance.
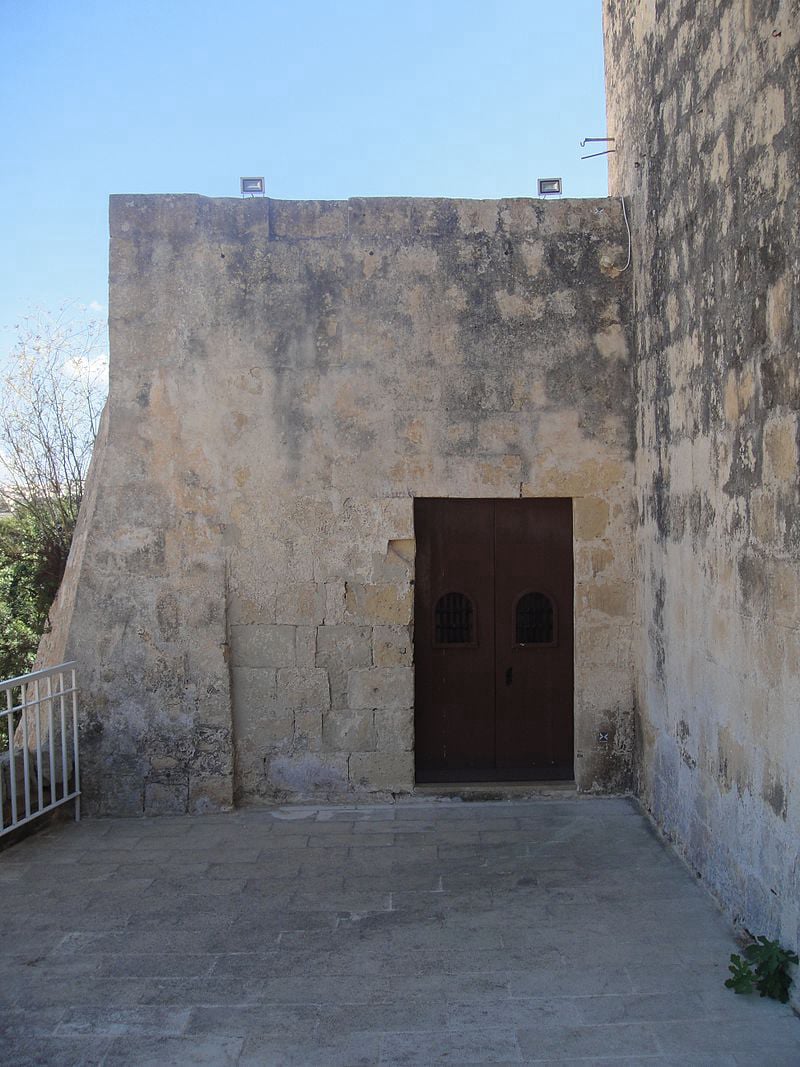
0, 308, 107, 685
0, 508, 64, 681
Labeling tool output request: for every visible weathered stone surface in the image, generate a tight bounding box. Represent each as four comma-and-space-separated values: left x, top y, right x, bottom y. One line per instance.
314, 624, 372, 709
276, 668, 330, 713
227, 590, 276, 625
40, 192, 635, 807
583, 581, 631, 619
321, 709, 376, 752
189, 774, 234, 814
605, 0, 800, 1001
574, 497, 610, 541
373, 708, 414, 752
292, 709, 323, 750
294, 626, 316, 668
144, 777, 188, 816
231, 667, 277, 714
372, 625, 413, 667
344, 584, 413, 627
267, 753, 349, 796
348, 752, 414, 791
275, 584, 326, 626
348, 667, 414, 710
230, 625, 295, 668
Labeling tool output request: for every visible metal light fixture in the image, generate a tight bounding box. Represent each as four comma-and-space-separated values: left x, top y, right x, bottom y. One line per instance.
538, 178, 563, 197
240, 177, 265, 196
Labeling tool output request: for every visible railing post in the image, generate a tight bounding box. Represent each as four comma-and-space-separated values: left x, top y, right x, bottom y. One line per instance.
59, 671, 68, 804
6, 689, 17, 826
35, 677, 44, 813
72, 667, 80, 823
47, 673, 55, 806
21, 683, 31, 820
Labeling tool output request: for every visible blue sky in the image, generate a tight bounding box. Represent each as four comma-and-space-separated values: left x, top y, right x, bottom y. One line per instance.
0, 0, 608, 358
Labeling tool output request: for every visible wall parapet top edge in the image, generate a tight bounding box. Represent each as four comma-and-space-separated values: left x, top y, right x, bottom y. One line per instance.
108, 193, 624, 242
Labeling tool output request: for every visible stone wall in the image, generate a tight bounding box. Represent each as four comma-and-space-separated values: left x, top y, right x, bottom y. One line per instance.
45, 193, 635, 811
604, 0, 800, 963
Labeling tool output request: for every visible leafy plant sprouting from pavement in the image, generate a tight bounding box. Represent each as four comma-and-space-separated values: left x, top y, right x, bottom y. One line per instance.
725, 936, 798, 1003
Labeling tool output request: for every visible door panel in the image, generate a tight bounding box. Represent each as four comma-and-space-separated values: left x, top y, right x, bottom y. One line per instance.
414, 500, 495, 781
494, 499, 574, 777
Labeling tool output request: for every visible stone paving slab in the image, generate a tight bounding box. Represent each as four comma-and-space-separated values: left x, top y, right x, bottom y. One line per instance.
1, 796, 798, 1065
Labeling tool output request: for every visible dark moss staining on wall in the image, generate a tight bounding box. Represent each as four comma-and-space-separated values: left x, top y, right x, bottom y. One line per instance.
605, 0, 799, 968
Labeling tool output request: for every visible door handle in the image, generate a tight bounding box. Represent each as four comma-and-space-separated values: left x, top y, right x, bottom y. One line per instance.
505, 667, 513, 686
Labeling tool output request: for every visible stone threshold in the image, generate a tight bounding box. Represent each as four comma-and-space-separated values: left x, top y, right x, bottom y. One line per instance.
412, 781, 578, 801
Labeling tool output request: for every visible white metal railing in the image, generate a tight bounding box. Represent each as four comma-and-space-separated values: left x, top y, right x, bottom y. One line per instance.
0, 662, 79, 837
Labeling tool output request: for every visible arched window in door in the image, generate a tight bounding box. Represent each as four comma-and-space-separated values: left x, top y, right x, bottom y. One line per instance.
434, 592, 475, 645
514, 591, 556, 646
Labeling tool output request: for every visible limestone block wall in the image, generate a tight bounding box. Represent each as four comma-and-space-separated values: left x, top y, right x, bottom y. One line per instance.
46, 193, 635, 812
605, 0, 800, 964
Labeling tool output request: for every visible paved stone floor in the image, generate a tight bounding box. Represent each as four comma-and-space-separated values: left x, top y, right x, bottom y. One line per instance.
1, 797, 799, 1066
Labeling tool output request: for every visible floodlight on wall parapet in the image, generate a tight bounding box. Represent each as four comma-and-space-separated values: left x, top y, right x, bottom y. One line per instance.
538, 178, 562, 197
240, 177, 265, 196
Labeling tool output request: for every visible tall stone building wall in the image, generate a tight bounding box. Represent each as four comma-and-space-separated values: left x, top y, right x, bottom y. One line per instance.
604, 0, 799, 961
43, 193, 635, 812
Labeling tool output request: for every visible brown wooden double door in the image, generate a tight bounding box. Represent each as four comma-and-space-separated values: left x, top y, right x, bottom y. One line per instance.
414, 498, 574, 783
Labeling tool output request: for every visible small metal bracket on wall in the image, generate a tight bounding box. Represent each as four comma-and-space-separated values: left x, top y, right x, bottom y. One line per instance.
580, 136, 631, 273
580, 137, 616, 160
